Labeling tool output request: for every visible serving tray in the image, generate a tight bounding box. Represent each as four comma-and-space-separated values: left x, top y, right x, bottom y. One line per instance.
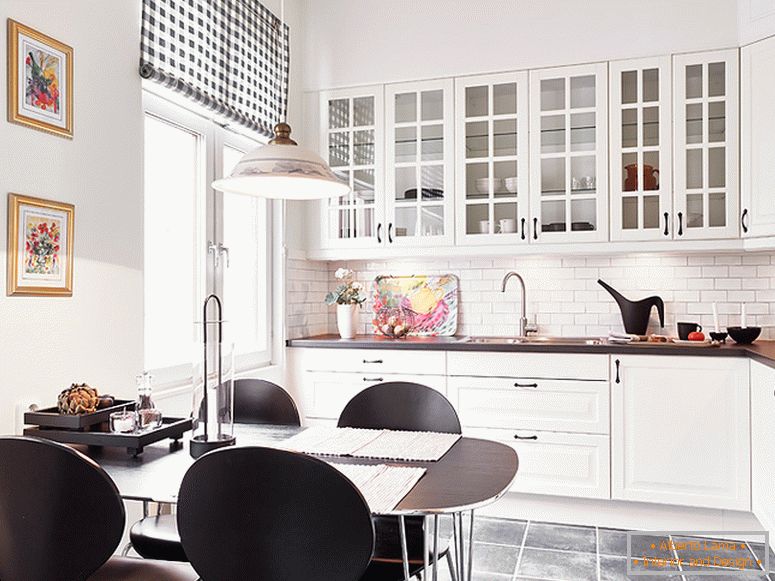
23, 417, 194, 456
24, 400, 135, 430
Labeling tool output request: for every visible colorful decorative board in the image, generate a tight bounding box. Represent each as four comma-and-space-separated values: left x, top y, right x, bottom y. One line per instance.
372, 274, 459, 337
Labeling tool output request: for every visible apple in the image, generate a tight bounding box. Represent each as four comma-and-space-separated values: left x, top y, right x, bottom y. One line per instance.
687, 331, 705, 342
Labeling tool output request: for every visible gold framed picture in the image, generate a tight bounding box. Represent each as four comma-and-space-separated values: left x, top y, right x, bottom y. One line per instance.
7, 19, 73, 138
7, 194, 75, 296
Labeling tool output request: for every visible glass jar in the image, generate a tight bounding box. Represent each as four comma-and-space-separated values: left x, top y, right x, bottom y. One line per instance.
135, 372, 162, 431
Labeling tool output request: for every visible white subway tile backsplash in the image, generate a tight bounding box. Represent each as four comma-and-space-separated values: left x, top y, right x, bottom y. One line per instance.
286, 252, 775, 340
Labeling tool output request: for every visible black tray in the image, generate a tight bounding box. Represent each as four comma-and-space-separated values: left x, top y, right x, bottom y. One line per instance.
24, 400, 135, 430
23, 417, 194, 456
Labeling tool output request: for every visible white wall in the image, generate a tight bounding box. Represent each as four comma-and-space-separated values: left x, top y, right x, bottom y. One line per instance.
0, 0, 144, 433
739, 0, 775, 44
300, 0, 739, 91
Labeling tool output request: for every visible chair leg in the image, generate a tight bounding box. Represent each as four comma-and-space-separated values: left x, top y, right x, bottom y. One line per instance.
446, 550, 458, 581
120, 542, 133, 557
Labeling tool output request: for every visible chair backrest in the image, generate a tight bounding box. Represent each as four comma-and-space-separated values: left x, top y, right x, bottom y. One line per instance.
177, 446, 374, 581
0, 437, 125, 581
234, 379, 301, 426
338, 381, 462, 434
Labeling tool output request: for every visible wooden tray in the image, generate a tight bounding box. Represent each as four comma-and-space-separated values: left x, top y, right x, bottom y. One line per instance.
23, 417, 194, 456
24, 400, 135, 430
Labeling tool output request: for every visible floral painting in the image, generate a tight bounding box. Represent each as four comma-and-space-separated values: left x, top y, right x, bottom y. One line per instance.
372, 275, 458, 337
7, 194, 74, 296
24, 46, 61, 116
24, 216, 61, 275
7, 19, 73, 138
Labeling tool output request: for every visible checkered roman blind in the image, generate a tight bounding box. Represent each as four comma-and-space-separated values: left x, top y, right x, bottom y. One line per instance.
140, 0, 289, 137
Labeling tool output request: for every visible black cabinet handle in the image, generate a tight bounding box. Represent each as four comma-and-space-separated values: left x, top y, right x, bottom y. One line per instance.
514, 382, 538, 389
615, 359, 621, 384
677, 212, 683, 236
514, 434, 538, 441
377, 223, 382, 244
388, 223, 394, 243
663, 212, 669, 237
521, 218, 526, 241
742, 209, 749, 234
533, 218, 538, 240
363, 377, 383, 382
362, 359, 383, 364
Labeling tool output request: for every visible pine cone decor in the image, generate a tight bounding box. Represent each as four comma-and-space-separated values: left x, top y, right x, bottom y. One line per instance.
57, 384, 100, 415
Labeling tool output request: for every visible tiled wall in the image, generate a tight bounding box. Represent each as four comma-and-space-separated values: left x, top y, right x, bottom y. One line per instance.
286, 252, 775, 340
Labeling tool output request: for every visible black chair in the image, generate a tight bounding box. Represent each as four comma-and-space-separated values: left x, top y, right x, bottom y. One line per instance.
338, 381, 461, 580
0, 436, 197, 581
177, 446, 375, 581
126, 379, 300, 561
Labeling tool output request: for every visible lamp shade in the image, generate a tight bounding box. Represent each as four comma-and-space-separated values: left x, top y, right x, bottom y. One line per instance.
212, 123, 350, 200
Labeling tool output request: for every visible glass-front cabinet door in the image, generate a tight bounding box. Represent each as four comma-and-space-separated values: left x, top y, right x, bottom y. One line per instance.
673, 50, 739, 240
529, 63, 608, 243
319, 86, 384, 249
385, 79, 455, 247
455, 72, 529, 245
610, 57, 672, 241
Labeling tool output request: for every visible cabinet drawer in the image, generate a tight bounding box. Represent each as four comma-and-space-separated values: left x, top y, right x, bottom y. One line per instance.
447, 352, 608, 381
299, 348, 446, 375
300, 371, 447, 421
466, 427, 610, 499
449, 376, 609, 434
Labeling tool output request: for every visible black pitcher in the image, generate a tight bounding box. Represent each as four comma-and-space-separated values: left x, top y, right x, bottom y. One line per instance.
598, 279, 665, 335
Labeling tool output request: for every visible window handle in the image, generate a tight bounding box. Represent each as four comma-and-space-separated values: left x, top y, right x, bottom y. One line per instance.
218, 243, 230, 268
208, 242, 230, 268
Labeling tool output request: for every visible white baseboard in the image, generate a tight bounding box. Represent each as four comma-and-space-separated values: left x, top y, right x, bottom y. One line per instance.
479, 492, 765, 540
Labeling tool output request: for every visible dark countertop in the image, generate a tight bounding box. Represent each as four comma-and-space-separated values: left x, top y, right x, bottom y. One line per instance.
287, 334, 775, 368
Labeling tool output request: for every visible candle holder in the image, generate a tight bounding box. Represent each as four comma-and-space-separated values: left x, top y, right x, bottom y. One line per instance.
190, 294, 236, 459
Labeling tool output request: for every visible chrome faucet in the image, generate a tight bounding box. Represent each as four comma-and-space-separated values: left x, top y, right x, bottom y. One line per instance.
501, 271, 536, 337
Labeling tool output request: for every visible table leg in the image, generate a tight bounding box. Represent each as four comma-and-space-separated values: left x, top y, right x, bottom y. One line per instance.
467, 510, 475, 581
452, 513, 460, 579
398, 514, 410, 581
423, 515, 430, 580
433, 515, 440, 581
457, 512, 465, 580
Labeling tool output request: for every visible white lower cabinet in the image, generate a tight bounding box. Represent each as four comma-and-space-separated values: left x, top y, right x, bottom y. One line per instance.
611, 355, 750, 510
300, 371, 446, 422
751, 361, 775, 545
467, 427, 610, 499
447, 376, 609, 434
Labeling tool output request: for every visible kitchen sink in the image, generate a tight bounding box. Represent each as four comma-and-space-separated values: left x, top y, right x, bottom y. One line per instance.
462, 335, 604, 345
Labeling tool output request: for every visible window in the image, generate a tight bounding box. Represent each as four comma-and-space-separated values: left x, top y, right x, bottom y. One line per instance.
143, 92, 272, 384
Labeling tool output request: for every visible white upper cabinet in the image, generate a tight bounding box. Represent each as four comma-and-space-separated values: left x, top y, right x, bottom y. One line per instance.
319, 86, 385, 250
529, 63, 609, 243
673, 50, 739, 240
742, 36, 775, 239
610, 57, 673, 241
455, 72, 530, 245
385, 79, 455, 247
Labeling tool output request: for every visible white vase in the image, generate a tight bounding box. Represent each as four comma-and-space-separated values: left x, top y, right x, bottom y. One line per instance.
336, 303, 358, 339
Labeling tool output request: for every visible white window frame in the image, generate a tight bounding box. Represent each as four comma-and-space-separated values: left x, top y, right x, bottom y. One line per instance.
142, 89, 274, 387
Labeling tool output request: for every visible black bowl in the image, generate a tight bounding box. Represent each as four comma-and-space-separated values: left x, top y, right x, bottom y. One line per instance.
709, 331, 728, 343
727, 326, 761, 345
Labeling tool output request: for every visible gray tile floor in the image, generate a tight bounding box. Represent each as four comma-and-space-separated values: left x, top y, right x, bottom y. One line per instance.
431, 517, 775, 581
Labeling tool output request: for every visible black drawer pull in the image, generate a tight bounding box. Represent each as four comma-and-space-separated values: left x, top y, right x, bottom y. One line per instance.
363, 359, 383, 364
663, 212, 669, 237
388, 223, 394, 243
615, 359, 621, 384
514, 382, 538, 388
363, 377, 383, 382
677, 212, 683, 236
533, 218, 538, 240
377, 223, 383, 243
514, 434, 538, 441
520, 218, 526, 240
742, 209, 749, 233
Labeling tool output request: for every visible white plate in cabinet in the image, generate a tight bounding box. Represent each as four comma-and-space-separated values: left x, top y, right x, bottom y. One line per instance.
300, 371, 447, 421
466, 427, 610, 499
448, 376, 609, 434
611, 355, 750, 511
447, 352, 608, 381
751, 361, 775, 546
298, 348, 446, 376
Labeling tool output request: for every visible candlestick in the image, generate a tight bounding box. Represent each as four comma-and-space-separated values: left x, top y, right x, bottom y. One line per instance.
741, 303, 747, 329
712, 303, 720, 333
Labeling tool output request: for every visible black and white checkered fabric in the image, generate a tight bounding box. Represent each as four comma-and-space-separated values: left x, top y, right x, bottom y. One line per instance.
140, 0, 289, 137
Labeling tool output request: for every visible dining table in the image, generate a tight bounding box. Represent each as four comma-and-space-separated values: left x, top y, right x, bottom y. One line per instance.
81, 424, 519, 581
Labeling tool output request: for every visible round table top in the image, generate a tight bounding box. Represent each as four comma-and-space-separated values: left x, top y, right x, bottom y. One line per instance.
84, 424, 519, 515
